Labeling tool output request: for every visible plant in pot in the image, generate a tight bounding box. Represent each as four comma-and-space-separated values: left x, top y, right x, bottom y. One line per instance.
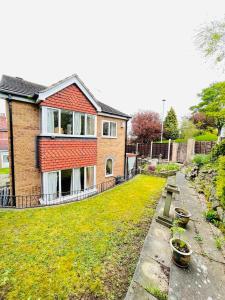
170, 222, 192, 268
174, 207, 191, 228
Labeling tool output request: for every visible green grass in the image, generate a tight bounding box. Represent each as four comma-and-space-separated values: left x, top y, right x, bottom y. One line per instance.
0, 175, 165, 299
145, 285, 168, 300
0, 168, 9, 175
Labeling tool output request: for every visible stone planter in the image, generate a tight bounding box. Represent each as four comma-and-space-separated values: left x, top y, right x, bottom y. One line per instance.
174, 207, 191, 228
170, 238, 192, 268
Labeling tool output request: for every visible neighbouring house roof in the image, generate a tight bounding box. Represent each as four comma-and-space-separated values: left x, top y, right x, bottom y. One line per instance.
0, 75, 46, 97
0, 75, 130, 119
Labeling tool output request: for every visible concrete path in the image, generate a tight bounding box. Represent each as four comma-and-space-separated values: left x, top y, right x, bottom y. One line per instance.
125, 172, 225, 300
169, 172, 225, 300
125, 179, 173, 300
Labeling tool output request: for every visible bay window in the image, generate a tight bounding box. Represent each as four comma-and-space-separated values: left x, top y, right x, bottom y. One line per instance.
102, 121, 117, 137
43, 166, 96, 202
61, 110, 73, 135
42, 107, 96, 136
61, 169, 73, 196
47, 108, 59, 134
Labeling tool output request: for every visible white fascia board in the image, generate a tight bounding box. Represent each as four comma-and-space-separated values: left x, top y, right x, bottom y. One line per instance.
37, 76, 101, 112
98, 112, 129, 120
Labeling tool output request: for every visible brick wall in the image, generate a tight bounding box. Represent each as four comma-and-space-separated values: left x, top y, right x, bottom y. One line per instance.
96, 115, 126, 185
40, 84, 97, 114
8, 101, 41, 197
39, 138, 97, 172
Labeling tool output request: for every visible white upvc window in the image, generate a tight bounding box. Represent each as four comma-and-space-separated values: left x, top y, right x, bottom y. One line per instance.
102, 120, 117, 138
105, 158, 113, 177
42, 166, 96, 202
41, 107, 96, 137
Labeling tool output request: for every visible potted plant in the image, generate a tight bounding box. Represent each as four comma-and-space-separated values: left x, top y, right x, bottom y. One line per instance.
170, 223, 192, 268
174, 207, 191, 227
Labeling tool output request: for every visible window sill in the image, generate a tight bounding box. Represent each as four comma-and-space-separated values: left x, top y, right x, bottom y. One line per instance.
105, 174, 114, 178
39, 188, 97, 205
39, 134, 97, 139
101, 136, 117, 139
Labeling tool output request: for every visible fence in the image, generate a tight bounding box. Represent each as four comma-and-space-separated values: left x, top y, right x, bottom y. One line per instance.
126, 142, 172, 160
195, 141, 216, 155
126, 140, 217, 162
0, 168, 138, 209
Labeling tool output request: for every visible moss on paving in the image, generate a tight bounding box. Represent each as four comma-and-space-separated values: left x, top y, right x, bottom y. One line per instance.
0, 175, 165, 299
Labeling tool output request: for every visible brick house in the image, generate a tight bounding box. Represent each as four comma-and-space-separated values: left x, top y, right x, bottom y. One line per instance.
0, 113, 9, 169
0, 74, 131, 206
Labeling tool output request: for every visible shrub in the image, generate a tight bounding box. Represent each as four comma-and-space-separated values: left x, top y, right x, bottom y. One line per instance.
211, 140, 225, 161
156, 163, 180, 173
192, 154, 210, 167
216, 156, 225, 207
148, 165, 156, 172
204, 210, 218, 223
194, 132, 217, 142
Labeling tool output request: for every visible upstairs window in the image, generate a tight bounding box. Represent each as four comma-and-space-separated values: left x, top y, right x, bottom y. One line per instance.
105, 158, 113, 176
42, 107, 96, 137
102, 121, 117, 137
61, 110, 73, 135
47, 108, 59, 134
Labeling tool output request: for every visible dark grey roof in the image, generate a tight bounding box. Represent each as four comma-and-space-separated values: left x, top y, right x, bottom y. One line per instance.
96, 100, 130, 118
0, 75, 46, 97
0, 75, 130, 118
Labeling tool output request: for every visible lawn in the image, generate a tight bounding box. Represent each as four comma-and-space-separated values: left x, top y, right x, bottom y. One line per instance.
0, 168, 9, 175
0, 175, 165, 300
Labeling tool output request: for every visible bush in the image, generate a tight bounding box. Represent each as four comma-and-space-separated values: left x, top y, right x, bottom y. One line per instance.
194, 132, 217, 142
216, 156, 225, 207
204, 210, 218, 223
148, 165, 156, 172
211, 140, 225, 161
156, 163, 180, 173
192, 154, 210, 167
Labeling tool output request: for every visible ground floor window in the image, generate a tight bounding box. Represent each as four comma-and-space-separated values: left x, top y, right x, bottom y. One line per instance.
105, 158, 113, 177
43, 166, 96, 201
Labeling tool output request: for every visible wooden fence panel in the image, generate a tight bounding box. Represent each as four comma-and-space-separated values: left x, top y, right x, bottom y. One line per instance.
195, 141, 216, 155
126, 143, 170, 159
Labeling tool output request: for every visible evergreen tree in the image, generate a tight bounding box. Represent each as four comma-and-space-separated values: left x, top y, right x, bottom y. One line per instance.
163, 107, 179, 140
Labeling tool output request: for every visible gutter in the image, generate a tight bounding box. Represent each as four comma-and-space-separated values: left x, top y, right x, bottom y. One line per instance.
7, 95, 16, 201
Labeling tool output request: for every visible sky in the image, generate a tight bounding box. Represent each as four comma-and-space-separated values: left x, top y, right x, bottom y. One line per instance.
0, 0, 225, 120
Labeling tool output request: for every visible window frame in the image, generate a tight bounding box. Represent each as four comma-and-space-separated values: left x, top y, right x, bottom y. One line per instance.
42, 166, 96, 201
102, 120, 117, 138
105, 157, 114, 177
41, 106, 96, 137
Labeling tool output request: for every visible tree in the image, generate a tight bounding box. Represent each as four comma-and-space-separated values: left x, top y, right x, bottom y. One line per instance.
191, 112, 215, 131
163, 107, 179, 140
195, 18, 225, 66
190, 82, 225, 135
131, 111, 161, 143
180, 118, 198, 140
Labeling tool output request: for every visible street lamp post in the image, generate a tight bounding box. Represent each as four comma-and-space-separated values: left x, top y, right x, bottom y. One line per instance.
160, 99, 166, 143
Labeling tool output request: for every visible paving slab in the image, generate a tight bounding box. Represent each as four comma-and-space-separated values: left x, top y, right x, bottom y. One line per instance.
126, 172, 225, 300
125, 184, 172, 300
126, 281, 157, 300
169, 172, 225, 300
169, 253, 225, 300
